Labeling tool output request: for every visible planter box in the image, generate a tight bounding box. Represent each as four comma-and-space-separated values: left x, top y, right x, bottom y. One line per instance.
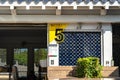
47, 66, 119, 79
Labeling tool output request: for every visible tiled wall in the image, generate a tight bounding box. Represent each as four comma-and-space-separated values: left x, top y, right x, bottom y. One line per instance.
59, 32, 101, 66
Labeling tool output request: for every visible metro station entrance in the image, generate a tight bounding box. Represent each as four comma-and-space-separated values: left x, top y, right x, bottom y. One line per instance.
0, 24, 47, 80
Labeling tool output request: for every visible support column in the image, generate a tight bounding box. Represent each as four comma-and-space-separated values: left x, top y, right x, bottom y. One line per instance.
7, 48, 14, 80
102, 23, 112, 66
28, 47, 34, 79
7, 48, 14, 68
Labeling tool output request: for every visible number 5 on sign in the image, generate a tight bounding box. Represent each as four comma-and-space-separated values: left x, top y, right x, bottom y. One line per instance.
55, 29, 64, 43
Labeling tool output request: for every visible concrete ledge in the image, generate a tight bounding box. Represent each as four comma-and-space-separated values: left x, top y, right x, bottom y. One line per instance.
48, 66, 75, 79
49, 78, 120, 80
102, 67, 119, 77
0, 74, 13, 80
48, 66, 119, 79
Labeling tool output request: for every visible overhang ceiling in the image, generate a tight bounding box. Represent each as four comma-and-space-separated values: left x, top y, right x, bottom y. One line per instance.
0, 1, 119, 23
0, 6, 120, 15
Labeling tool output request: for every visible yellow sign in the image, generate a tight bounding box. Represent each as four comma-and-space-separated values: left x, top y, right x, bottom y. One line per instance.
49, 24, 68, 43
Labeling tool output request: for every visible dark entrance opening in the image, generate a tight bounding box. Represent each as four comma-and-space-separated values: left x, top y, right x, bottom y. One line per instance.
0, 24, 47, 80
113, 23, 120, 75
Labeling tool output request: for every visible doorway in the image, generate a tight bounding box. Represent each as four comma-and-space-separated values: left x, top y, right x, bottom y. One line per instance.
0, 24, 47, 80
113, 23, 120, 75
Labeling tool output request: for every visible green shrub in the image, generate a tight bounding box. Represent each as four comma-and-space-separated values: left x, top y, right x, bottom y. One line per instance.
76, 57, 102, 78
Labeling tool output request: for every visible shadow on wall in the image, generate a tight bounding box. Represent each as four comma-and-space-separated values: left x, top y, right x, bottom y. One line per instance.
103, 67, 119, 77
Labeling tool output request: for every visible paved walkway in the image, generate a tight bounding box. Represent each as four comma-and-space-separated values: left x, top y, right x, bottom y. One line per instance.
49, 77, 120, 80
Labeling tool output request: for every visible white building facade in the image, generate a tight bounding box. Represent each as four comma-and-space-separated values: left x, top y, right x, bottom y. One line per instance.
48, 23, 112, 67
0, 0, 120, 79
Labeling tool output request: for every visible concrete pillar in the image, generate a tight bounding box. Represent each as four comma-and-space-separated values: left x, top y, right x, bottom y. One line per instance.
102, 23, 112, 66
7, 48, 14, 72
27, 48, 34, 78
